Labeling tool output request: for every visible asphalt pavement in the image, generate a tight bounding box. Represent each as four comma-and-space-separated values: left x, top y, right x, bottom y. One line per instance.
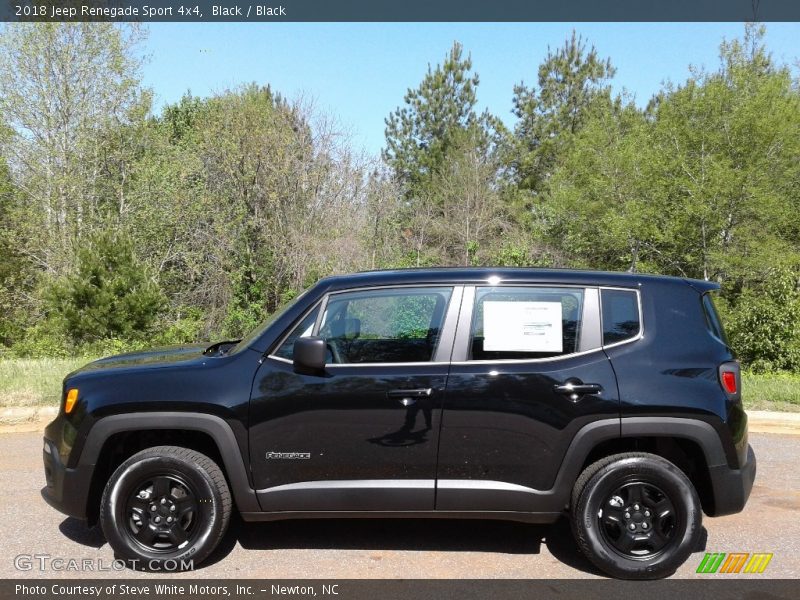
1, 431, 797, 579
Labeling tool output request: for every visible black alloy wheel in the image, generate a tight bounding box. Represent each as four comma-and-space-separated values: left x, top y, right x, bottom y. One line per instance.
598, 480, 677, 559
124, 473, 200, 552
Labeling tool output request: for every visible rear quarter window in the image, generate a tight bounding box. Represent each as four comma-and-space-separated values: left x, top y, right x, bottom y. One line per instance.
601, 289, 641, 345
702, 292, 729, 344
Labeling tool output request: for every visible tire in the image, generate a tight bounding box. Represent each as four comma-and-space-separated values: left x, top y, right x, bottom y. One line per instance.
570, 452, 702, 580
100, 446, 231, 571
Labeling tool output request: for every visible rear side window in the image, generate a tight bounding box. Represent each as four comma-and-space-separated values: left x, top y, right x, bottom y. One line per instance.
601, 289, 640, 345
702, 292, 728, 344
469, 286, 584, 360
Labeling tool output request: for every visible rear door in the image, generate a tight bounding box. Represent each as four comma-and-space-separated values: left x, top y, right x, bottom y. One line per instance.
249, 285, 461, 511
437, 284, 621, 511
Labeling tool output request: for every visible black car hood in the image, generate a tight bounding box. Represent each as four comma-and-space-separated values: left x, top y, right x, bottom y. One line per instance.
70, 343, 210, 375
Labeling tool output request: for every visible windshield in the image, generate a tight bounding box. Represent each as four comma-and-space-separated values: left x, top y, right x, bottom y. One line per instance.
229, 288, 310, 354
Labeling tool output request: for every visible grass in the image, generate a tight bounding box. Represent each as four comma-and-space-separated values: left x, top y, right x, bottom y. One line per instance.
1, 358, 799, 412
742, 371, 800, 412
0, 357, 95, 407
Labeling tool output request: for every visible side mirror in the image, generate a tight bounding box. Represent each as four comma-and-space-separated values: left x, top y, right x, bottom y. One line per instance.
293, 336, 326, 375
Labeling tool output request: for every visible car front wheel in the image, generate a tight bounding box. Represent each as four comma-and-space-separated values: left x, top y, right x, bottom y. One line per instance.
571, 452, 703, 579
100, 446, 231, 570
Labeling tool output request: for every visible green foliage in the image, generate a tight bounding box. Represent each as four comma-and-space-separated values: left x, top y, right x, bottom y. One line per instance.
384, 42, 503, 201
726, 269, 800, 373
0, 147, 27, 346
153, 306, 207, 346
44, 231, 165, 344
512, 30, 616, 195
0, 23, 799, 377
643, 24, 800, 283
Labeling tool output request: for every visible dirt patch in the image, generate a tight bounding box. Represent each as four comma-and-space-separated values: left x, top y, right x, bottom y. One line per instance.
0, 407, 57, 432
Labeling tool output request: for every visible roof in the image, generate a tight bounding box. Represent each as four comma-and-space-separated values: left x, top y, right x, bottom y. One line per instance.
317, 267, 720, 292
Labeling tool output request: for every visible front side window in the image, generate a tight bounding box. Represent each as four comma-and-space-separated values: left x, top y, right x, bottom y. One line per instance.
601, 289, 641, 345
318, 287, 452, 364
470, 287, 584, 360
273, 305, 320, 360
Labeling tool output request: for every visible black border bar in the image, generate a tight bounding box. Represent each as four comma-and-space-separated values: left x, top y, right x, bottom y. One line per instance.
2, 1, 800, 22
1, 579, 799, 600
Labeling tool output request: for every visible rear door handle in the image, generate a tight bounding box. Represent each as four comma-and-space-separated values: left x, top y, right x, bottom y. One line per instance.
553, 381, 603, 401
387, 388, 433, 406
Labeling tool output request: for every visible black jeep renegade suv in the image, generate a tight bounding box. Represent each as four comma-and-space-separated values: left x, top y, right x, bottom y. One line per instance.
42, 268, 755, 579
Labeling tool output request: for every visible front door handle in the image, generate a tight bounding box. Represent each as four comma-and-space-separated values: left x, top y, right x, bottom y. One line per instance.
553, 381, 603, 402
386, 388, 433, 407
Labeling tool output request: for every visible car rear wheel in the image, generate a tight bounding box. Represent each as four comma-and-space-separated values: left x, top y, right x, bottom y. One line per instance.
100, 446, 231, 570
570, 452, 702, 579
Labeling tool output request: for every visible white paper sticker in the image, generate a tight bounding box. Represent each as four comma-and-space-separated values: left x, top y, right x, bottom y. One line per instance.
483, 301, 563, 352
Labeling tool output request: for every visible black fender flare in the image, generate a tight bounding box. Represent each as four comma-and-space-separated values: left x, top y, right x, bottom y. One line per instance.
619, 417, 728, 467
79, 412, 259, 513
542, 416, 729, 512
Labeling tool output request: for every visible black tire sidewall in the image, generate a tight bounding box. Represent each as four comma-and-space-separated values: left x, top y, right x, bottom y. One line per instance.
101, 455, 224, 570
575, 457, 702, 579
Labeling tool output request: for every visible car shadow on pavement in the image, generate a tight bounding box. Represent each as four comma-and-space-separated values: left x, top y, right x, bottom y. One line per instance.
60, 514, 709, 576
215, 514, 606, 576
58, 517, 106, 549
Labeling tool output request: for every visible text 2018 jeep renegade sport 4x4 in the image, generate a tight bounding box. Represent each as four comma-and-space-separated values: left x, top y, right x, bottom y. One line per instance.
42, 268, 755, 579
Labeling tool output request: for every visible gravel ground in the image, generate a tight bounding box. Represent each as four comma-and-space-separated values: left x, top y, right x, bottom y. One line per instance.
0, 431, 796, 579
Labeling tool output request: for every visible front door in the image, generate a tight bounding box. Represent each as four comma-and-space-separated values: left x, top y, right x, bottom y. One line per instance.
249, 285, 461, 511
437, 284, 620, 512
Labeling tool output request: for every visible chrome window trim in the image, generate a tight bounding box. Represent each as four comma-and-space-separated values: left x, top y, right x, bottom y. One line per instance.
267, 284, 460, 367
266, 282, 644, 365
449, 347, 607, 366
599, 286, 644, 350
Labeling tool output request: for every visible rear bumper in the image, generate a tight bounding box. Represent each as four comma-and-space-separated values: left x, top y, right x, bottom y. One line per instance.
707, 443, 756, 517
41, 437, 92, 520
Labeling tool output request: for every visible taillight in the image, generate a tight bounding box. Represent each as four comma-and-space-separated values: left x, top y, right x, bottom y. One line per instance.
718, 362, 741, 400
721, 371, 737, 394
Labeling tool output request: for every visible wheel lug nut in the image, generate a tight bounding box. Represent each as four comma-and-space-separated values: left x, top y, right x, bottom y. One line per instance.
644, 511, 650, 517
160, 498, 167, 505
634, 504, 639, 511
629, 523, 636, 530
170, 505, 176, 512
166, 517, 173, 523
642, 522, 649, 529
150, 505, 156, 511
624, 512, 630, 519
154, 516, 161, 523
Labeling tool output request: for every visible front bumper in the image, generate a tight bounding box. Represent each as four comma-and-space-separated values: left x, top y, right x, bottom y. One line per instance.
707, 443, 756, 517
41, 437, 93, 520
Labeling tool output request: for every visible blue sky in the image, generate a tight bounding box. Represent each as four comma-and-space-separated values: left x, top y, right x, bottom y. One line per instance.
141, 23, 799, 155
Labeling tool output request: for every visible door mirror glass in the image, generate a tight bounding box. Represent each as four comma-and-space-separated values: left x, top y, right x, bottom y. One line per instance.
293, 336, 326, 374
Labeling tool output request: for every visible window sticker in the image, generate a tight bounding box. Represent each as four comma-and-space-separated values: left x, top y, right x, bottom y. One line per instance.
483, 301, 563, 352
